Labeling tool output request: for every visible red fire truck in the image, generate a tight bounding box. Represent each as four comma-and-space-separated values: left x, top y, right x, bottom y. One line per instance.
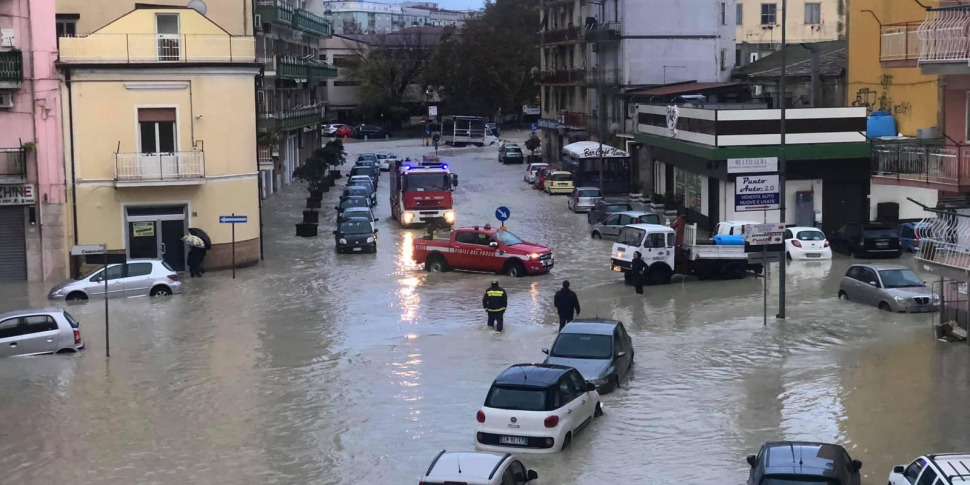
389, 158, 459, 228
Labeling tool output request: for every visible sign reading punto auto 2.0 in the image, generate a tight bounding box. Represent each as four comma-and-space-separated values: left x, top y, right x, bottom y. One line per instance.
735, 175, 779, 211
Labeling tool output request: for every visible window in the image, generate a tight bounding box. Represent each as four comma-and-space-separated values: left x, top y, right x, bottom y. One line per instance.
56, 20, 76, 38
507, 461, 527, 484
719, 2, 726, 25
558, 376, 578, 404
761, 3, 777, 25
805, 2, 821, 24
568, 371, 587, 394
91, 264, 125, 282
720, 48, 728, 71
0, 318, 25, 339
501, 467, 517, 485
617, 227, 645, 246
903, 459, 927, 484
23, 315, 58, 334
916, 466, 938, 485
736, 3, 743, 25
484, 386, 550, 411
138, 108, 177, 154
126, 262, 153, 277
645, 233, 667, 248
64, 312, 79, 329
860, 268, 879, 286
735, 48, 742, 66
603, 214, 620, 226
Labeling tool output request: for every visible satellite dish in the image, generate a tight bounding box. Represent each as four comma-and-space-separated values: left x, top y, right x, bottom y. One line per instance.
188, 0, 207, 15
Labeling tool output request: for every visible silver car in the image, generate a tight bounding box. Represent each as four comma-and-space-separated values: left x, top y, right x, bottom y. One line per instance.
542, 319, 634, 394
48, 259, 182, 301
590, 211, 662, 240
567, 187, 602, 213
0, 308, 84, 357
838, 263, 939, 312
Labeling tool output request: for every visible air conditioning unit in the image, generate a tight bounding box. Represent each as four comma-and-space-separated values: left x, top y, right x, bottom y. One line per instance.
0, 92, 13, 109
254, 14, 262, 31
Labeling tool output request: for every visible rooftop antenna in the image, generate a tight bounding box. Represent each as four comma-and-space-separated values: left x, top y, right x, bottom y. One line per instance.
515, 365, 528, 381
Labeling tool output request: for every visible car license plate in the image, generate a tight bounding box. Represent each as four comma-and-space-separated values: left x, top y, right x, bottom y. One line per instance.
876, 241, 888, 248
352, 247, 362, 252
542, 259, 552, 266
499, 436, 527, 446
806, 253, 821, 258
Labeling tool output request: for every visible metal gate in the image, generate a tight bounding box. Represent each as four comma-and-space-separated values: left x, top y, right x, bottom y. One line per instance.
0, 206, 27, 280
934, 278, 969, 332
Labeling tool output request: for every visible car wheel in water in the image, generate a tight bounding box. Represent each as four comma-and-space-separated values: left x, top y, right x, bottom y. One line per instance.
838, 290, 849, 301
150, 286, 172, 297
426, 255, 448, 273
786, 252, 793, 260
505, 260, 525, 277
591, 231, 601, 239
66, 292, 88, 301
561, 432, 572, 450
879, 301, 892, 311
595, 402, 604, 417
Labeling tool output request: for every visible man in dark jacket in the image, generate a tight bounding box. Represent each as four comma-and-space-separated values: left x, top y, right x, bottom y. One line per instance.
553, 280, 581, 331
631, 251, 646, 295
483, 280, 508, 332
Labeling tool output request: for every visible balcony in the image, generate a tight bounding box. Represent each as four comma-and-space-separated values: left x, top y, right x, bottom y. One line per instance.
559, 111, 586, 128
538, 68, 585, 84
272, 56, 337, 81
918, 8, 970, 73
538, 26, 582, 44
58, 34, 255, 64
255, 0, 294, 26
0, 51, 23, 89
308, 59, 338, 80
258, 106, 323, 132
584, 21, 621, 43
115, 151, 205, 187
871, 143, 970, 190
0, 148, 26, 182
293, 9, 332, 37
586, 68, 621, 86
880, 22, 921, 66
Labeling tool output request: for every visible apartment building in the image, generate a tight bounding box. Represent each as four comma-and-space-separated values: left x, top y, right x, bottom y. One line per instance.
735, 0, 844, 68
323, 1, 468, 35
0, 0, 66, 281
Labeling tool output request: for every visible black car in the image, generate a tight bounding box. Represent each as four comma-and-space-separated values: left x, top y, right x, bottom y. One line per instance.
746, 441, 862, 485
333, 217, 378, 253
347, 178, 376, 205
335, 196, 370, 216
348, 166, 379, 186
499, 144, 524, 164
829, 222, 902, 258
354, 124, 390, 139
341, 185, 375, 207
587, 200, 634, 225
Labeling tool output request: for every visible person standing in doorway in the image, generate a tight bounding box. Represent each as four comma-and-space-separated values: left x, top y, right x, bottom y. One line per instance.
631, 251, 646, 295
187, 246, 205, 278
483, 280, 508, 332
553, 280, 581, 331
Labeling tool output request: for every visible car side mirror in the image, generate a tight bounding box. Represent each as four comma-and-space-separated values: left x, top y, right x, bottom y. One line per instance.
527, 469, 538, 481
869, 281, 878, 287
489, 242, 499, 248
852, 460, 862, 472
541, 348, 549, 355
616, 351, 626, 357
374, 228, 379, 233
746, 455, 757, 467
893, 465, 905, 474
451, 174, 459, 187
586, 382, 596, 391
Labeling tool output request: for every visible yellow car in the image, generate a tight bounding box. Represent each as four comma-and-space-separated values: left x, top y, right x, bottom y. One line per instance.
544, 171, 574, 195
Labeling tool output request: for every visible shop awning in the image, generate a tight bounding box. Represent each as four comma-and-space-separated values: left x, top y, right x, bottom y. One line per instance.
563, 141, 629, 159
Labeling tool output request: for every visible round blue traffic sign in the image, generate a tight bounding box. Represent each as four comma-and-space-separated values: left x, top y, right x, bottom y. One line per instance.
495, 206, 511, 222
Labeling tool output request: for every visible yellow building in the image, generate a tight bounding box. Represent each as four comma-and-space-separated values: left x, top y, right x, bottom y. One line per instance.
57, 6, 261, 273
736, 0, 844, 67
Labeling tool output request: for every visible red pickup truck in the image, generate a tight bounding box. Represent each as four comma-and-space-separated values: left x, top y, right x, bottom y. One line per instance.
413, 225, 554, 277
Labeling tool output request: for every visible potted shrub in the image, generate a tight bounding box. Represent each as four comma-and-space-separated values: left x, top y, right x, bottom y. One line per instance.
295, 222, 318, 237
524, 134, 541, 162
323, 139, 346, 179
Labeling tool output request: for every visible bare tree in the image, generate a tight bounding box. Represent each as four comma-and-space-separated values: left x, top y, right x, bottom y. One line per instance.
345, 27, 444, 110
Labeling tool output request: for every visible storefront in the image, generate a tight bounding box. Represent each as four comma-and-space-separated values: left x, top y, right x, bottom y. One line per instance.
561, 141, 632, 194
124, 205, 187, 271
0, 184, 34, 280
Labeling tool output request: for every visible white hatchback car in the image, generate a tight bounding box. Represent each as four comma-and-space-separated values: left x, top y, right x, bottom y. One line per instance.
524, 163, 548, 184
421, 450, 538, 485
475, 363, 602, 454
889, 453, 970, 485
784, 226, 832, 260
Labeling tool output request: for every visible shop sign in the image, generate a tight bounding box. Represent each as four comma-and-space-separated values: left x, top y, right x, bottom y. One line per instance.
0, 184, 35, 205
522, 106, 540, 116
743, 223, 785, 245
537, 118, 559, 130
735, 175, 780, 211
727, 157, 778, 174
132, 222, 155, 237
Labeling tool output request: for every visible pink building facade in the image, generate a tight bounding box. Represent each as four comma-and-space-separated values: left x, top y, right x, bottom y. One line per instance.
0, 0, 66, 281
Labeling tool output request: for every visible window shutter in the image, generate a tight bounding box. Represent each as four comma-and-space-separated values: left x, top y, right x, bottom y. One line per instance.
138, 108, 176, 122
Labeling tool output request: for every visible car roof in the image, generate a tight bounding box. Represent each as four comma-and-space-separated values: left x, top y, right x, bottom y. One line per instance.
848, 263, 909, 272
600, 200, 632, 205
928, 454, 970, 481
340, 217, 372, 223
548, 171, 571, 175
0, 307, 65, 320
611, 211, 657, 218
425, 452, 509, 481
624, 223, 675, 233
786, 226, 823, 232
763, 442, 847, 478
528, 163, 548, 167
494, 363, 573, 387
720, 220, 760, 226
560, 319, 621, 335
574, 186, 600, 191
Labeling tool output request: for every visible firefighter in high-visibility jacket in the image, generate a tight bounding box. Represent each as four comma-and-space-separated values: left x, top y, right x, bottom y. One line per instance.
482, 280, 508, 332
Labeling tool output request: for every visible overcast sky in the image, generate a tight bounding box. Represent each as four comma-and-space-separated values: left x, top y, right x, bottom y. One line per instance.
435, 0, 484, 10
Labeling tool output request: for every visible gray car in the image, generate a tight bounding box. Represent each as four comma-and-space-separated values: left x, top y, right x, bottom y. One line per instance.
542, 319, 634, 393
48, 259, 182, 301
838, 264, 940, 312
590, 211, 662, 240
0, 308, 84, 357
567, 187, 602, 213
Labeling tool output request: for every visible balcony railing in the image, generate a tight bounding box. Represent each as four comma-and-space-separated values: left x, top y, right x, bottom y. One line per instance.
871, 144, 970, 187
294, 8, 333, 37
115, 151, 205, 185
58, 34, 255, 63
0, 51, 24, 87
586, 68, 621, 86
918, 9, 970, 63
539, 26, 582, 44
0, 148, 26, 181
258, 106, 323, 132
584, 21, 621, 43
881, 22, 922, 63
538, 69, 585, 84
255, 0, 294, 25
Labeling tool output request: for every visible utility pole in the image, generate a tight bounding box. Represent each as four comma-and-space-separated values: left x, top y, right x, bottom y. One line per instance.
777, 0, 788, 319
597, 65, 605, 193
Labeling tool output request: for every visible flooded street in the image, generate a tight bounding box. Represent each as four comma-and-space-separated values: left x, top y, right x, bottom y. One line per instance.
2, 137, 969, 484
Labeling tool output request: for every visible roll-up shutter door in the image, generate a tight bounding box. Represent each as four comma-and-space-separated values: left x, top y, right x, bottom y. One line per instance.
0, 206, 27, 280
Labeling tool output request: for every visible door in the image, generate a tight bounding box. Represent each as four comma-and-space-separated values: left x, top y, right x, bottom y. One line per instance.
614, 325, 632, 379
85, 264, 126, 298
858, 267, 881, 305
17, 315, 59, 355
161, 220, 185, 271
823, 181, 867, 235
601, 214, 621, 237
0, 206, 27, 281
123, 262, 155, 297
0, 317, 25, 357
156, 13, 181, 61
557, 375, 581, 431
796, 191, 814, 227
128, 221, 159, 259
567, 371, 594, 425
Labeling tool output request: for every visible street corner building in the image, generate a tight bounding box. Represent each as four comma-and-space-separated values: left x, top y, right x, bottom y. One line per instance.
56, 5, 262, 274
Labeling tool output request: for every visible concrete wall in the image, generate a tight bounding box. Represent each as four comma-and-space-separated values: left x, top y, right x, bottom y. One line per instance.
736, 0, 844, 49
320, 35, 363, 109
57, 0, 251, 35
869, 184, 937, 221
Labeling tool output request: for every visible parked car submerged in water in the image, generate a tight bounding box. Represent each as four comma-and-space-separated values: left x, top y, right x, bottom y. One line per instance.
838, 263, 939, 312
829, 222, 901, 258
567, 187, 601, 213
590, 211, 661, 240
0, 308, 84, 357
542, 319, 634, 394
48, 260, 181, 301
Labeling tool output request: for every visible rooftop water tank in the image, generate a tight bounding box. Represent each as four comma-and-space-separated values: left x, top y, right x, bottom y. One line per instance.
867, 111, 897, 139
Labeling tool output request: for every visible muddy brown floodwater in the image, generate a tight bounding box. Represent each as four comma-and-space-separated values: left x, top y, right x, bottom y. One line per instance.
1, 137, 969, 485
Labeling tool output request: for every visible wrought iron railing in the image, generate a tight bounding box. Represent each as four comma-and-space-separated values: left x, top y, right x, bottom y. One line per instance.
59, 34, 255, 63
881, 22, 921, 62
0, 148, 26, 179
871, 144, 966, 186
115, 151, 205, 182
919, 9, 970, 63
0, 51, 23, 84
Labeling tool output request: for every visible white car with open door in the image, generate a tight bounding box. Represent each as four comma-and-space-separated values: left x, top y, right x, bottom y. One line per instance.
475, 363, 602, 454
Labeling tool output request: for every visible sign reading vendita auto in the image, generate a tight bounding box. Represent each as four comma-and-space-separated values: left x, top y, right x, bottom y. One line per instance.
735, 175, 780, 212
